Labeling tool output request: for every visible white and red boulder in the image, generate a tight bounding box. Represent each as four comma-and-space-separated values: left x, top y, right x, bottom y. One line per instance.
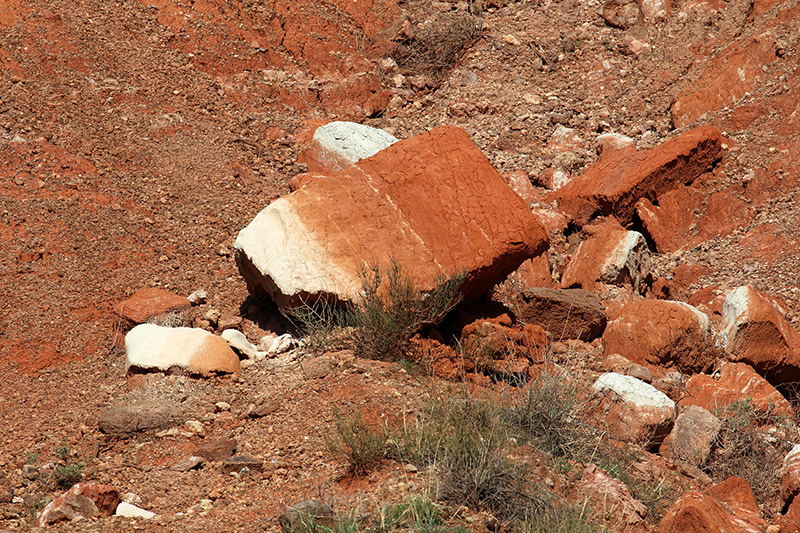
297, 121, 399, 174
36, 483, 120, 527
718, 286, 800, 384
235, 125, 549, 308
560, 218, 650, 293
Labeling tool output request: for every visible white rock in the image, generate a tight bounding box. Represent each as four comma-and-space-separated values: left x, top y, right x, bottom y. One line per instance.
221, 329, 257, 360
258, 334, 277, 352
187, 290, 208, 305
125, 324, 240, 376
268, 333, 295, 355
593, 372, 675, 410
314, 122, 398, 164
184, 420, 205, 435
116, 501, 156, 519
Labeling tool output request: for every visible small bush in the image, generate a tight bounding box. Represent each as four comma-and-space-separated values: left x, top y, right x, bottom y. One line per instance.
375, 495, 468, 533
394, 12, 484, 87
704, 399, 789, 509
326, 411, 389, 475
44, 444, 86, 490
288, 260, 465, 361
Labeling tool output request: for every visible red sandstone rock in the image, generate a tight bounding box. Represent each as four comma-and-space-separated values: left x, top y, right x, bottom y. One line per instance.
635, 187, 705, 253
603, 299, 713, 373
671, 34, 777, 128
576, 464, 647, 525
596, 132, 636, 161
705, 477, 767, 533
114, 288, 189, 326
552, 127, 722, 226
502, 170, 539, 206
36, 483, 120, 527
658, 492, 740, 532
560, 218, 650, 293
720, 286, 800, 384
777, 495, 800, 533
235, 126, 549, 308
680, 362, 793, 417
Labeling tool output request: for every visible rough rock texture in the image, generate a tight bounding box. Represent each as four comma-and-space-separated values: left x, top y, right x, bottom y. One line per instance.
560, 218, 650, 293
603, 299, 713, 373
113, 288, 190, 327
36, 483, 120, 527
658, 491, 739, 533
576, 464, 647, 525
297, 121, 398, 174
596, 132, 636, 161
705, 477, 767, 533
194, 438, 238, 462
718, 285, 800, 384
511, 287, 607, 341
659, 405, 720, 467
552, 126, 722, 226
98, 401, 182, 435
279, 500, 335, 533
221, 329, 257, 360
502, 170, 539, 206
679, 362, 793, 417
125, 324, 241, 376
235, 126, 549, 308
592, 372, 676, 447
782, 445, 800, 508
671, 33, 777, 128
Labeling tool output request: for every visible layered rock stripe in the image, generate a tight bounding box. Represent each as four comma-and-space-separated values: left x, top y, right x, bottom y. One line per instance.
235, 125, 549, 308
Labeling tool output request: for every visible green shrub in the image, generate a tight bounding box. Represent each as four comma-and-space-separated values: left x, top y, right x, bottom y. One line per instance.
326, 411, 389, 475
288, 260, 465, 361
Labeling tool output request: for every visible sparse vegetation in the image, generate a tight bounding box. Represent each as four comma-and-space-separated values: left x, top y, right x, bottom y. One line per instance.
288, 260, 465, 361
704, 398, 790, 510
326, 411, 390, 475
45, 444, 86, 490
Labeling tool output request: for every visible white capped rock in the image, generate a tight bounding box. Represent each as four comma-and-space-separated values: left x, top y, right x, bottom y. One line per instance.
268, 333, 295, 355
594, 372, 675, 409
299, 121, 399, 174
125, 324, 240, 376
221, 329, 257, 360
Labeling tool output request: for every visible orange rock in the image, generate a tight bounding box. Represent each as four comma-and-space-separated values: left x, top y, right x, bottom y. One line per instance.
552, 127, 722, 226
659, 491, 744, 533
236, 126, 549, 308
114, 287, 190, 326
680, 362, 793, 417
671, 34, 777, 128
706, 477, 768, 532
603, 299, 713, 373
781, 445, 800, 507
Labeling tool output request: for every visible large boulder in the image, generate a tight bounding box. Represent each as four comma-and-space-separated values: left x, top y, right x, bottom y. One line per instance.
511, 287, 607, 341
591, 372, 676, 447
297, 121, 399, 174
603, 299, 713, 373
718, 286, 800, 384
36, 483, 120, 527
560, 218, 650, 293
659, 478, 766, 533
659, 405, 721, 468
125, 324, 241, 376
552, 126, 722, 226
235, 126, 549, 308
679, 362, 793, 418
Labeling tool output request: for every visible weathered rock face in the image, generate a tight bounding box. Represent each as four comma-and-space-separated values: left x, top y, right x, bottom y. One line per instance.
718, 286, 800, 384
596, 132, 636, 162
113, 288, 189, 327
670, 33, 777, 128
659, 405, 720, 467
98, 401, 182, 435
576, 464, 647, 525
603, 299, 713, 373
235, 126, 549, 308
297, 121, 398, 174
511, 287, 607, 341
36, 483, 120, 527
125, 324, 241, 376
560, 218, 650, 293
782, 445, 800, 508
591, 372, 676, 447
659, 478, 766, 533
552, 126, 722, 226
679, 362, 793, 417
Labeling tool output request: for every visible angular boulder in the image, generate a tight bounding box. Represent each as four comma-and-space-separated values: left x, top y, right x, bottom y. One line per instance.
36, 483, 120, 527
114, 288, 189, 327
719, 286, 800, 384
591, 372, 676, 447
603, 299, 713, 373
125, 324, 241, 376
659, 405, 721, 468
235, 126, 549, 308
560, 218, 650, 293
552, 126, 722, 226
576, 464, 647, 525
679, 362, 793, 417
705, 477, 767, 533
297, 121, 399, 174
658, 491, 740, 533
511, 287, 607, 341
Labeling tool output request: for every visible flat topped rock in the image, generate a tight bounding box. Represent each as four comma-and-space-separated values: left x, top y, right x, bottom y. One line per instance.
298, 121, 399, 174
125, 324, 240, 376
114, 287, 189, 326
235, 125, 549, 309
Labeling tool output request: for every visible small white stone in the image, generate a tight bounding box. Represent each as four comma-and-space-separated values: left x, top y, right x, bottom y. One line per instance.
116, 502, 156, 519
187, 290, 208, 305
268, 333, 295, 355
221, 329, 257, 360
184, 420, 205, 435
593, 372, 675, 409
